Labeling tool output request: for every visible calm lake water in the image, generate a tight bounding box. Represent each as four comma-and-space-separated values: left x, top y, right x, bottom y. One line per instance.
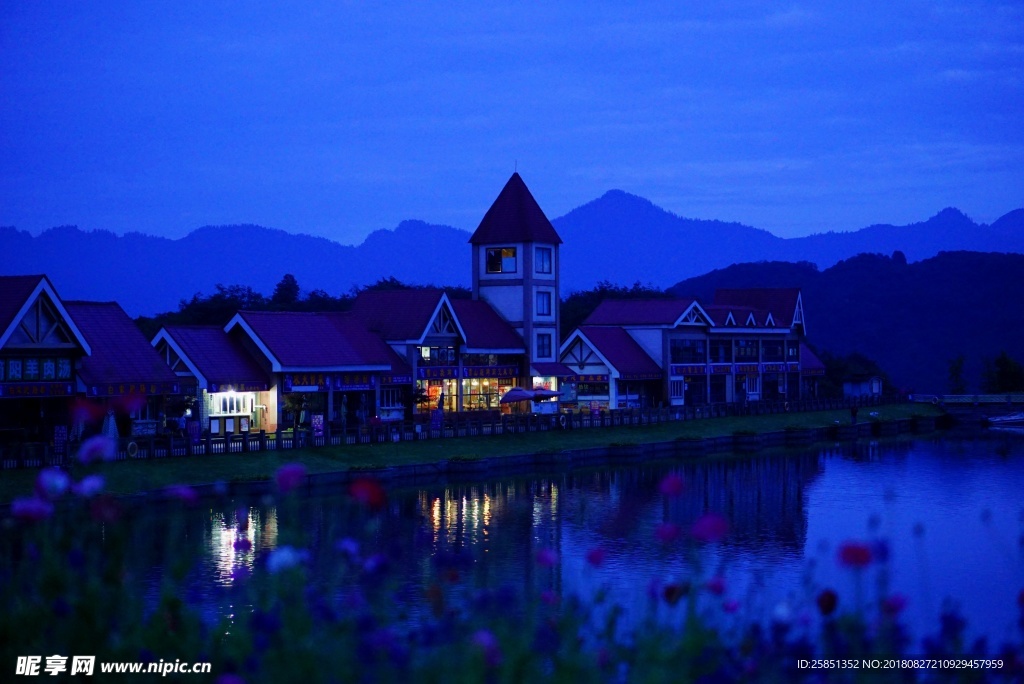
154, 432, 1024, 651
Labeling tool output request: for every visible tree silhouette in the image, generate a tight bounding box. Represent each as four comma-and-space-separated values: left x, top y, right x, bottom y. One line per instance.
271, 274, 300, 306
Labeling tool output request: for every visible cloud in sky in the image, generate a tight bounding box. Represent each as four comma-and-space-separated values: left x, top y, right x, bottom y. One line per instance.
1, 0, 1021, 241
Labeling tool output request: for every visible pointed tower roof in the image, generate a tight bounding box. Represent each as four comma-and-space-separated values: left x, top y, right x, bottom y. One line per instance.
469, 173, 563, 245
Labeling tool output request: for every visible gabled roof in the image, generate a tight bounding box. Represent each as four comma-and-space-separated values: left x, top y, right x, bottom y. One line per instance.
0, 274, 91, 354
711, 288, 802, 328
450, 299, 525, 352
350, 289, 466, 343
154, 325, 270, 389
226, 311, 395, 372
469, 173, 563, 245
800, 343, 825, 372
576, 326, 662, 378
584, 298, 712, 327
63, 301, 178, 387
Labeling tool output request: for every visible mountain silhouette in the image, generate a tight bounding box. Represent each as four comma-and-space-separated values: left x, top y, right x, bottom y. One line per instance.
1, 191, 1021, 317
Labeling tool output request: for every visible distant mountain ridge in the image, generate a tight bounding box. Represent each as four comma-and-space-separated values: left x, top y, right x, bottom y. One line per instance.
1, 192, 1021, 316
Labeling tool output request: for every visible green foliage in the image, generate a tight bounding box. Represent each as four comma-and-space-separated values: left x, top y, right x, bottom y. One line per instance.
270, 273, 301, 306
561, 280, 670, 338
981, 351, 1024, 393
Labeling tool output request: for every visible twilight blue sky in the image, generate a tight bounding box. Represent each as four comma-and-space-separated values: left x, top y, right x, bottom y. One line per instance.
1, 1, 1021, 243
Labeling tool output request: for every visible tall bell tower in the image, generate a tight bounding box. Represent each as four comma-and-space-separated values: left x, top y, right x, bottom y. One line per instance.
469, 173, 562, 376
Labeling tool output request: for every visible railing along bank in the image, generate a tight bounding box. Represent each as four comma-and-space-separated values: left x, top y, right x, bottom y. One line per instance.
1, 396, 896, 470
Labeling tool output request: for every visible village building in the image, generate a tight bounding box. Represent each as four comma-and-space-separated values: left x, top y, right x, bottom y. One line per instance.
150, 325, 273, 438
222, 310, 410, 436
0, 275, 90, 449
64, 301, 182, 439
349, 289, 525, 414
559, 289, 813, 409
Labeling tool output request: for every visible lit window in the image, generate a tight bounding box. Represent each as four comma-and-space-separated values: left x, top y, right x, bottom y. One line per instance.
486, 247, 517, 274
536, 291, 552, 316
535, 247, 552, 274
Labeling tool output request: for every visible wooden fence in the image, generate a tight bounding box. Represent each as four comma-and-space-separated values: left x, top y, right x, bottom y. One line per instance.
0, 395, 889, 470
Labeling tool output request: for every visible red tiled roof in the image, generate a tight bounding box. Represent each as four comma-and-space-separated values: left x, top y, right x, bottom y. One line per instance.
161, 325, 270, 388
451, 299, 525, 351
584, 298, 701, 326
469, 173, 563, 245
711, 289, 801, 327
531, 361, 577, 377
704, 305, 758, 327
64, 301, 180, 387
234, 311, 396, 370
350, 289, 448, 341
578, 326, 662, 378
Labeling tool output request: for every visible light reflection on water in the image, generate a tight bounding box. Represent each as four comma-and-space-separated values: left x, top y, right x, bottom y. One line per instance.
167, 434, 1024, 649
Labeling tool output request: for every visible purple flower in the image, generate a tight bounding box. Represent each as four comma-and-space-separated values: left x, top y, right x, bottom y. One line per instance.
167, 484, 199, 505
535, 548, 559, 567
690, 512, 729, 542
35, 468, 71, 500
73, 474, 105, 498
655, 522, 681, 543
275, 463, 307, 494
12, 496, 54, 522
471, 629, 502, 668
882, 593, 908, 616
658, 472, 686, 497
705, 575, 726, 596
77, 435, 116, 464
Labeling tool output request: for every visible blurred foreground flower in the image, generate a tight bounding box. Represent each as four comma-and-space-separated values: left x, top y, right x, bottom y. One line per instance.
691, 512, 729, 542
837, 541, 873, 569
73, 474, 105, 498
267, 545, 308, 573
77, 435, 116, 464
275, 463, 307, 494
35, 467, 70, 500
658, 472, 686, 497
349, 478, 387, 511
12, 496, 54, 522
471, 629, 502, 668
816, 589, 838, 616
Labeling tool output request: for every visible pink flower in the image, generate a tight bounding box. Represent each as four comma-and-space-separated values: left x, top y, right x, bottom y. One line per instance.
77, 435, 116, 464
585, 547, 608, 568
658, 472, 686, 497
35, 468, 70, 500
73, 475, 105, 498
71, 398, 105, 424
655, 522, 681, 543
535, 548, 559, 567
349, 478, 386, 511
12, 496, 54, 522
690, 512, 729, 542
837, 541, 873, 569
275, 463, 307, 494
705, 575, 726, 596
167, 484, 199, 505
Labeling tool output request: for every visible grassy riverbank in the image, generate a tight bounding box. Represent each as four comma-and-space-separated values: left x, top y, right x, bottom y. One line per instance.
0, 404, 942, 504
